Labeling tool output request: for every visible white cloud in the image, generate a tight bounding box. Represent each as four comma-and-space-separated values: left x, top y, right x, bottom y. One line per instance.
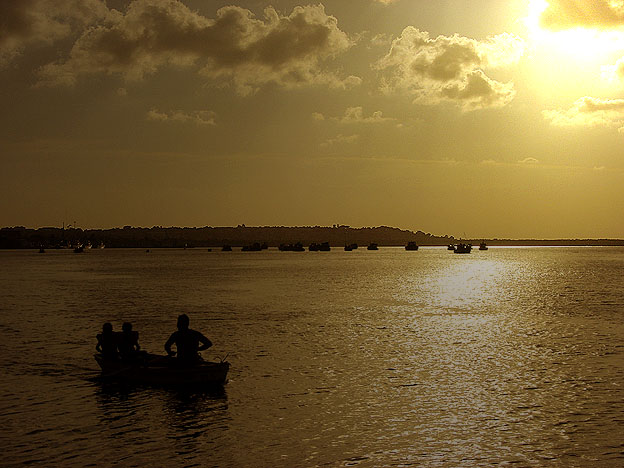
543, 96, 624, 132
311, 112, 325, 121
339, 106, 393, 123
147, 108, 216, 125
35, 1, 360, 94
518, 157, 539, 164
374, 27, 524, 110
539, 0, 624, 30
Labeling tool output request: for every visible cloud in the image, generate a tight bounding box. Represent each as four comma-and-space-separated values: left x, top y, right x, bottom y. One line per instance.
602, 56, 624, 81
539, 0, 624, 30
35, 1, 359, 94
518, 157, 539, 164
311, 112, 325, 121
543, 96, 624, 131
147, 108, 216, 125
374, 0, 400, 5
0, 0, 111, 66
374, 27, 524, 110
339, 106, 393, 123
321, 134, 359, 147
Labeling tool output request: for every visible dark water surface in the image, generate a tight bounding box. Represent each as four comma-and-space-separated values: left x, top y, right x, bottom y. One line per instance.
1, 247, 623, 467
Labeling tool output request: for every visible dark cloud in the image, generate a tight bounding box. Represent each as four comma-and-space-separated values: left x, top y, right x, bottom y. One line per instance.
0, 0, 111, 66
33, 0, 358, 93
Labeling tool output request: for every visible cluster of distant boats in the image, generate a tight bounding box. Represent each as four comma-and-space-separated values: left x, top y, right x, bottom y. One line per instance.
38, 240, 489, 253
224, 241, 488, 253
38, 241, 105, 253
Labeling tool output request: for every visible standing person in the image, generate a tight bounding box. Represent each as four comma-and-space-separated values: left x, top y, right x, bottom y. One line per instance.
96, 322, 118, 360
164, 314, 212, 365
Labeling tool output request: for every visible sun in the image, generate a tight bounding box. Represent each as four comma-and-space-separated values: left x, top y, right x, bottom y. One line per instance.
526, 0, 624, 63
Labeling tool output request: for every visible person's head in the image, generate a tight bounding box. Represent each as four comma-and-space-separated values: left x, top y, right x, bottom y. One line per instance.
103, 322, 113, 334
122, 322, 132, 333
177, 314, 190, 331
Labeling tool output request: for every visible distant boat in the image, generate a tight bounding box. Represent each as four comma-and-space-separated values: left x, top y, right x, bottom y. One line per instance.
454, 243, 472, 254
38, 247, 45, 253
74, 245, 84, 253
367, 243, 378, 250
405, 242, 419, 251
279, 242, 304, 252
344, 244, 353, 251
242, 242, 262, 252
222, 245, 232, 252
83, 241, 92, 250
447, 244, 455, 251
479, 242, 488, 251
309, 242, 330, 251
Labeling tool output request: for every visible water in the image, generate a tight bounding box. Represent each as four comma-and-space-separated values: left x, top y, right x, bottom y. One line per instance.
1, 247, 623, 467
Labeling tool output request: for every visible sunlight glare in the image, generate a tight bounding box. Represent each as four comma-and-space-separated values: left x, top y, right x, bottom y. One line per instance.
526, 0, 624, 64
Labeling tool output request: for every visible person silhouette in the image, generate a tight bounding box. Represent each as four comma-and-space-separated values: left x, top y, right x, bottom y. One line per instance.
96, 322, 118, 360
118, 322, 141, 361
164, 314, 212, 365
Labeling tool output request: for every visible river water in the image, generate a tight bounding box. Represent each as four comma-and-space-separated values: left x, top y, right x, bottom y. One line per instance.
1, 247, 623, 467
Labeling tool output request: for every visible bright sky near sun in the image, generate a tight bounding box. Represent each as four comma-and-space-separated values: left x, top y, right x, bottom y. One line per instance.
1, 0, 623, 238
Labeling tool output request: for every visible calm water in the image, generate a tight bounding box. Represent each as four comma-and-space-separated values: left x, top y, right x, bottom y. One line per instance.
1, 247, 623, 467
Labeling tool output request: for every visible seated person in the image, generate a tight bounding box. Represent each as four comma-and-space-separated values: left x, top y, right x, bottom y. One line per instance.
96, 322, 118, 360
117, 322, 141, 361
164, 314, 212, 365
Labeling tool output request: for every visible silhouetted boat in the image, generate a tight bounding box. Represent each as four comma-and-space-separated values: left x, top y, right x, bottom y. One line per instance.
405, 242, 419, 251
94, 354, 229, 386
367, 243, 378, 250
242, 242, 262, 252
447, 244, 455, 250
309, 242, 330, 251
279, 242, 304, 252
479, 242, 488, 250
74, 245, 84, 253
38, 246, 45, 253
344, 244, 353, 251
454, 243, 472, 254
222, 245, 232, 251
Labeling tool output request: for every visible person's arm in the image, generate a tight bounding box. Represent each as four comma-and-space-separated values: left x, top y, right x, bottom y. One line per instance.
134, 331, 141, 351
165, 332, 176, 356
197, 332, 212, 351
96, 334, 102, 352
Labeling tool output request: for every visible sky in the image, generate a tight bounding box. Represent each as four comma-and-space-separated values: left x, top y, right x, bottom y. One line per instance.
1, 0, 624, 239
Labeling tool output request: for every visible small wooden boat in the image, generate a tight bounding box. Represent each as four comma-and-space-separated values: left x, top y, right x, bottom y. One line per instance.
94, 354, 230, 386
479, 242, 488, 250
367, 243, 378, 250
405, 242, 419, 251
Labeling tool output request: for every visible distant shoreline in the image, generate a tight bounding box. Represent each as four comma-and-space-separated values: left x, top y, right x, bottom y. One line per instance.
1, 225, 623, 249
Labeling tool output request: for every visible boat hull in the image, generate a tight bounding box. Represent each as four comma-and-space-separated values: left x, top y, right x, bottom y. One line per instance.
94, 354, 229, 386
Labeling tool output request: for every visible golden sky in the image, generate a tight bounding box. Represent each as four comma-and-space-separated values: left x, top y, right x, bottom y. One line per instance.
1, 0, 623, 238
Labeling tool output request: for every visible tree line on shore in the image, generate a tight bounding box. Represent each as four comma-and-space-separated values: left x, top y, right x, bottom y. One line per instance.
1, 225, 622, 249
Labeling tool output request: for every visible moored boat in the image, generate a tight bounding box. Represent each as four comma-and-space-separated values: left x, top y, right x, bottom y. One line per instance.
94, 354, 230, 386
405, 241, 419, 251
479, 242, 488, 250
447, 244, 455, 250
367, 243, 378, 250
454, 243, 472, 254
